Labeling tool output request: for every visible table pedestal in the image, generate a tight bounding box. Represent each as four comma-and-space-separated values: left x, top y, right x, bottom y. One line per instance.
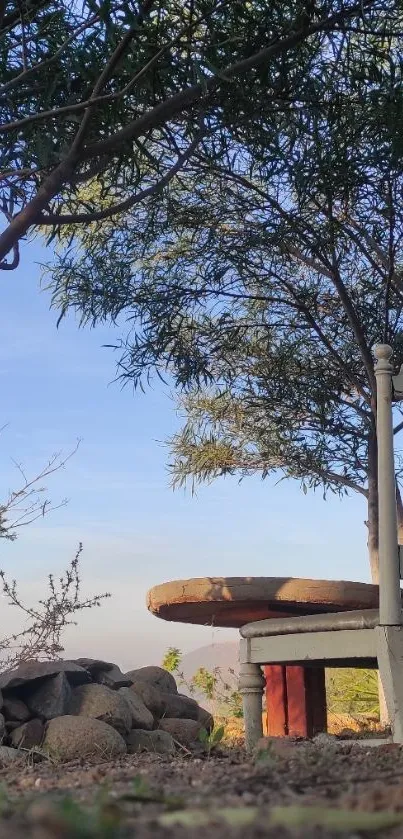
265, 665, 327, 737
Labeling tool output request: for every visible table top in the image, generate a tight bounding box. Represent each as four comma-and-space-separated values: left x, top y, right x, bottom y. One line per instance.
146, 576, 380, 628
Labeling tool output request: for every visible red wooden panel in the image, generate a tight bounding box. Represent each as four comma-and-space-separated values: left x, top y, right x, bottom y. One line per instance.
286, 666, 309, 738
265, 665, 287, 736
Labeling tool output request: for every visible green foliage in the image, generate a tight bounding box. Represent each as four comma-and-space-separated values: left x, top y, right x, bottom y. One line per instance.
326, 668, 380, 718
198, 723, 225, 754
0, 0, 375, 268
161, 646, 182, 673
162, 647, 242, 717
47, 3, 403, 567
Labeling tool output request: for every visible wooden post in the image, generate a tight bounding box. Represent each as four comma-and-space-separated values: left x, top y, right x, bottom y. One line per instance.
265, 665, 327, 738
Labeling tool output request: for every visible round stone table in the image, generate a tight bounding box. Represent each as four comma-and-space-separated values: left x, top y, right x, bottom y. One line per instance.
147, 576, 380, 737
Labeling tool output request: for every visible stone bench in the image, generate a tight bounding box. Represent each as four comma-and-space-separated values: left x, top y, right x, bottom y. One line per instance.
147, 576, 379, 737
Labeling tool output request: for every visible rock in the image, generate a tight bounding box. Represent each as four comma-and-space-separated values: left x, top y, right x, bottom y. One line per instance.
27, 672, 72, 720
2, 696, 31, 722
160, 693, 199, 720
10, 719, 44, 749
5, 721, 21, 733
197, 706, 214, 734
158, 718, 202, 747
0, 714, 5, 743
128, 681, 165, 719
73, 658, 116, 674
94, 665, 132, 690
254, 736, 299, 760
0, 660, 90, 692
125, 666, 177, 695
118, 688, 154, 730
43, 716, 126, 762
0, 745, 25, 764
126, 729, 175, 755
68, 684, 132, 736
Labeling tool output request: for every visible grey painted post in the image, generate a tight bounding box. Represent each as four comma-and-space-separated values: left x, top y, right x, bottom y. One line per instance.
374, 344, 402, 626
239, 662, 265, 751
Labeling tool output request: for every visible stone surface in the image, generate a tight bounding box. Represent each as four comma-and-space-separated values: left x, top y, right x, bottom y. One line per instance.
0, 660, 90, 692
158, 718, 202, 747
68, 683, 132, 736
160, 692, 199, 720
10, 719, 44, 749
128, 681, 165, 719
0, 714, 5, 744
254, 736, 300, 760
0, 746, 25, 764
43, 715, 127, 761
73, 658, 116, 674
126, 666, 177, 695
2, 696, 31, 722
94, 665, 132, 690
197, 705, 214, 734
126, 729, 175, 755
118, 688, 154, 730
27, 672, 72, 720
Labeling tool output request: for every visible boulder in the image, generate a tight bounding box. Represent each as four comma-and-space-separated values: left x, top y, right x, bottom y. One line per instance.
0, 714, 5, 744
2, 696, 30, 723
118, 688, 154, 730
197, 706, 214, 734
94, 665, 132, 690
158, 718, 202, 747
0, 746, 25, 764
27, 672, 72, 720
68, 684, 132, 736
43, 716, 126, 762
73, 658, 116, 674
10, 719, 44, 750
160, 693, 199, 720
126, 729, 175, 755
128, 681, 165, 720
0, 660, 90, 692
125, 666, 177, 695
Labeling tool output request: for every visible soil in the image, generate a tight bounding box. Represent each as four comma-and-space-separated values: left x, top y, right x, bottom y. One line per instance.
2, 737, 403, 837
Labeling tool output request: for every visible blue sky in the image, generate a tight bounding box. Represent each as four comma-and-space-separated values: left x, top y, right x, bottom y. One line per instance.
0, 241, 370, 671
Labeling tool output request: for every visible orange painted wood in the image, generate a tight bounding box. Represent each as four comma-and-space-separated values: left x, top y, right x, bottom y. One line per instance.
265, 665, 327, 738
264, 666, 287, 736
147, 577, 380, 628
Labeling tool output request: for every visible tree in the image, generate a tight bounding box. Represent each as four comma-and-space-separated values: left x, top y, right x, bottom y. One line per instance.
48, 11, 403, 582
0, 0, 387, 269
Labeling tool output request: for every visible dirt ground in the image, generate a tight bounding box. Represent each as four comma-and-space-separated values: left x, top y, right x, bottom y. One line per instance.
2, 736, 403, 838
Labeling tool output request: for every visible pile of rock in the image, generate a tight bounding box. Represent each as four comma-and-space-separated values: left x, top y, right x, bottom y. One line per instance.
0, 659, 214, 762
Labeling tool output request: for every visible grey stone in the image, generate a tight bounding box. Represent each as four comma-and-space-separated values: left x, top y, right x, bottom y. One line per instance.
10, 719, 44, 750
27, 672, 72, 720
0, 746, 25, 764
160, 692, 199, 720
68, 683, 132, 736
94, 665, 132, 690
118, 688, 154, 730
128, 681, 165, 719
158, 718, 202, 747
0, 714, 5, 744
126, 729, 175, 755
73, 658, 116, 674
43, 716, 126, 762
125, 666, 177, 695
197, 706, 214, 734
2, 696, 30, 722
0, 660, 90, 692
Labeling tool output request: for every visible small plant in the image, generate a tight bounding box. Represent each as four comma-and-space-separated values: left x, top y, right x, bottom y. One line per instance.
162, 647, 242, 717
198, 724, 225, 755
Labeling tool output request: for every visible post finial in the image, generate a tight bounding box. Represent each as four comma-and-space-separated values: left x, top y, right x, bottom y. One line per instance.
374, 344, 393, 362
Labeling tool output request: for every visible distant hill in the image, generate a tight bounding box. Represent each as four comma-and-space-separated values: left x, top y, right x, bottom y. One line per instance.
178, 642, 239, 710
